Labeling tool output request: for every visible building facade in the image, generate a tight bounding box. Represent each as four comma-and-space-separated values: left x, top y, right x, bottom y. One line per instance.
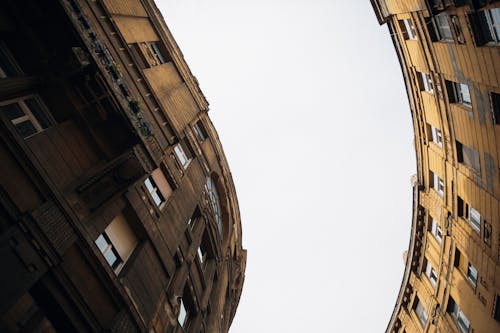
371, 1, 500, 332
0, 0, 246, 332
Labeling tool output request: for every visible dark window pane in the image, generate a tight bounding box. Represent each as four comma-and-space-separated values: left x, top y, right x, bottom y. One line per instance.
2, 103, 25, 120
15, 120, 37, 138
25, 98, 50, 129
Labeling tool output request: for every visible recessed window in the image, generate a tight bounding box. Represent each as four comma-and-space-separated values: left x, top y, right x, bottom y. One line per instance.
447, 296, 470, 333
419, 72, 434, 93
430, 217, 443, 244
424, 259, 438, 287
144, 176, 166, 207
467, 262, 478, 288
434, 13, 454, 41
430, 171, 444, 197
193, 120, 207, 142
149, 42, 166, 64
473, 8, 500, 45
0, 96, 52, 139
457, 196, 481, 234
205, 177, 223, 236
178, 297, 187, 328
456, 141, 481, 174
95, 213, 138, 274
413, 296, 428, 327
428, 124, 442, 147
446, 81, 472, 107
494, 295, 500, 322
174, 142, 192, 169
399, 19, 417, 40
491, 92, 500, 125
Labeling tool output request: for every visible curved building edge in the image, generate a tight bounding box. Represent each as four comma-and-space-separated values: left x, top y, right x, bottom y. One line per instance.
371, 1, 500, 333
0, 0, 245, 332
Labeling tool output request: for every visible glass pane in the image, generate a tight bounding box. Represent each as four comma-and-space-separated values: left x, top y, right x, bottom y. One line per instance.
152, 191, 164, 206
144, 177, 155, 193
178, 298, 187, 326
1, 103, 25, 120
95, 234, 108, 252
459, 84, 471, 104
25, 98, 50, 129
104, 248, 118, 267
174, 145, 188, 167
15, 120, 37, 138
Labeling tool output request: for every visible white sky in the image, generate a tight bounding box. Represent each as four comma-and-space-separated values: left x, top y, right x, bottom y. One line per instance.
157, 1, 416, 332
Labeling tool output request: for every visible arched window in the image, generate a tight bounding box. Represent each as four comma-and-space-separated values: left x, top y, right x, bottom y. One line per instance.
204, 177, 222, 236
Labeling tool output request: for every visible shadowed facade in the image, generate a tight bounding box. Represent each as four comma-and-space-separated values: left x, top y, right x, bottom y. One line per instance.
0, 0, 246, 332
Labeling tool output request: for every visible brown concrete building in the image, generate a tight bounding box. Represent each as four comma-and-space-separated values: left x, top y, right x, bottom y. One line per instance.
371, 0, 500, 332
0, 0, 246, 332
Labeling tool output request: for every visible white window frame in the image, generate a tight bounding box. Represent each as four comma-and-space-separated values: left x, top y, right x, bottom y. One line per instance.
174, 143, 191, 169
467, 206, 481, 234
421, 72, 434, 93
483, 8, 500, 44
414, 298, 428, 327
403, 19, 417, 40
430, 218, 443, 244
425, 260, 438, 287
453, 82, 472, 107
449, 298, 471, 333
431, 172, 444, 197
430, 124, 442, 147
467, 263, 478, 288
435, 14, 453, 41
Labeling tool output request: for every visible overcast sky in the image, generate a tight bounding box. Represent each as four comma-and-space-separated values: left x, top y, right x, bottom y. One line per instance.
158, 1, 416, 332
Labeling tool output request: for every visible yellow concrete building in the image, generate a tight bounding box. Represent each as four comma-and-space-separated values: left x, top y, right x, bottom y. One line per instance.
371, 1, 500, 332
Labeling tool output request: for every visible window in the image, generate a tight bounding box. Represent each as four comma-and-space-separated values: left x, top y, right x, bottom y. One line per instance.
494, 295, 500, 322
447, 81, 472, 107
399, 19, 417, 40
0, 42, 23, 78
491, 92, 500, 125
419, 72, 434, 93
447, 296, 470, 333
174, 142, 191, 169
95, 213, 138, 273
193, 121, 207, 142
205, 177, 223, 236
450, 15, 466, 44
177, 297, 187, 328
95, 233, 121, 269
150, 42, 166, 64
144, 176, 165, 207
430, 171, 444, 196
197, 246, 204, 263
467, 262, 478, 288
413, 296, 428, 327
424, 259, 438, 287
456, 141, 481, 174
434, 14, 454, 41
428, 124, 442, 147
473, 8, 500, 45
430, 217, 443, 244
0, 96, 52, 139
457, 196, 481, 234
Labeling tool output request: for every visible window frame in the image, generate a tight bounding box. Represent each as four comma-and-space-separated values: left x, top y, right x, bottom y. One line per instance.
424, 259, 438, 287
430, 217, 443, 244
174, 142, 192, 170
0, 95, 54, 139
413, 296, 429, 327
144, 176, 166, 208
447, 296, 471, 333
434, 13, 454, 41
